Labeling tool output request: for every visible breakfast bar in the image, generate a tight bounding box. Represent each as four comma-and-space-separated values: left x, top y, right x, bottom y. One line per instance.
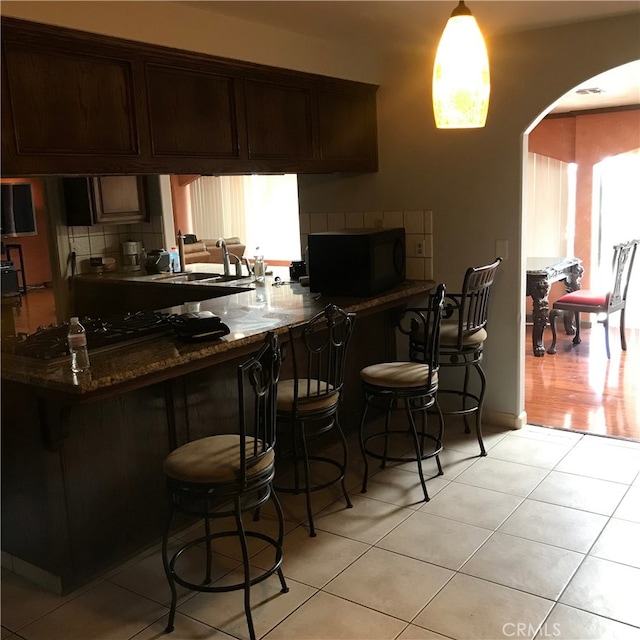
1, 277, 433, 594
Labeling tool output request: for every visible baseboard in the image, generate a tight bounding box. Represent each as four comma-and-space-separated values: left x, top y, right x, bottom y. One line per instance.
483, 409, 527, 430
1, 550, 63, 594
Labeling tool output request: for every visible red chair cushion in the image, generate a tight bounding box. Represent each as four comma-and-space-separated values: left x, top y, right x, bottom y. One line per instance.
555, 290, 607, 306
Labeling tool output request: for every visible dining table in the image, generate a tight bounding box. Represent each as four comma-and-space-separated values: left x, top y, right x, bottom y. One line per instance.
526, 256, 583, 356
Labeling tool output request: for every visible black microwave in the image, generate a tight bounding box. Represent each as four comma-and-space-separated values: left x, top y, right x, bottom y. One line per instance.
307, 228, 406, 296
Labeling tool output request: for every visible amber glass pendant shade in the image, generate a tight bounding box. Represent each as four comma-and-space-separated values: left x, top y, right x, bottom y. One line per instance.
432, 1, 490, 129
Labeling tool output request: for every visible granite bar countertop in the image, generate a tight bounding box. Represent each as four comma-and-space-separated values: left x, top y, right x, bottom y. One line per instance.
74, 265, 255, 288
2, 276, 435, 399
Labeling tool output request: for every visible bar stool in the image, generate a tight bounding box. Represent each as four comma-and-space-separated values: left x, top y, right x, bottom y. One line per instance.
161, 332, 288, 640
412, 259, 501, 456
359, 284, 445, 502
275, 304, 356, 537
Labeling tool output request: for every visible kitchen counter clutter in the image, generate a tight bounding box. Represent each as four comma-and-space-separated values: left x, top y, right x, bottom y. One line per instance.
2, 276, 434, 397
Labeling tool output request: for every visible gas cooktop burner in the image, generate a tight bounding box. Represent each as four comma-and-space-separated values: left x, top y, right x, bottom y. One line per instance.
3, 311, 177, 360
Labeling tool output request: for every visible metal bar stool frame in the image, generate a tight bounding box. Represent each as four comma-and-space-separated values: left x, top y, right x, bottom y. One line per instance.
359, 284, 446, 502
161, 333, 288, 640
415, 259, 501, 457
275, 304, 356, 537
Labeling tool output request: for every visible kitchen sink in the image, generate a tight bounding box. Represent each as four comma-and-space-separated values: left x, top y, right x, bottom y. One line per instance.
163, 272, 252, 283
166, 271, 222, 282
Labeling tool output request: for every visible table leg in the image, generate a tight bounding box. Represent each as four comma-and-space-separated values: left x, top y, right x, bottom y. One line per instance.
529, 275, 550, 357
561, 263, 584, 335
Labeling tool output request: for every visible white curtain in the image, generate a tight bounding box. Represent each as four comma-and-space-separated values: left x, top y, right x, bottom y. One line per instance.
525, 152, 575, 259
243, 174, 300, 260
189, 174, 301, 261
189, 176, 247, 241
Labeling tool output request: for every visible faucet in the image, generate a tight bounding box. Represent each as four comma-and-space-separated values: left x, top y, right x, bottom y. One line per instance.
216, 238, 231, 276
229, 253, 243, 277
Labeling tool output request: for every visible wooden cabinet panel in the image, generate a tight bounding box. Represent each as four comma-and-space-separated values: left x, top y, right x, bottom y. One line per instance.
2, 44, 138, 157
72, 278, 233, 316
92, 176, 147, 223
63, 176, 148, 226
1, 17, 378, 176
244, 79, 314, 160
146, 63, 240, 158
317, 87, 378, 171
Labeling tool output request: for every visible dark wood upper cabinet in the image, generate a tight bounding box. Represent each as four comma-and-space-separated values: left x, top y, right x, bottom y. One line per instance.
244, 79, 313, 161
145, 63, 240, 159
3, 45, 138, 157
63, 176, 149, 226
1, 17, 378, 176
317, 87, 378, 171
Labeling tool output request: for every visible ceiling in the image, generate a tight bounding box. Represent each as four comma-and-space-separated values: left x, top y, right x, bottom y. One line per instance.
177, 1, 640, 113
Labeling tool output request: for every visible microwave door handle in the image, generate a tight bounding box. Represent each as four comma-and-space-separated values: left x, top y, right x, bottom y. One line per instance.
393, 238, 405, 276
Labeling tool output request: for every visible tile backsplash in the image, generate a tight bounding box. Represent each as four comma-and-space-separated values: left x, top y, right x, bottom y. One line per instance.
65, 214, 165, 274
65, 207, 433, 279
299, 209, 434, 281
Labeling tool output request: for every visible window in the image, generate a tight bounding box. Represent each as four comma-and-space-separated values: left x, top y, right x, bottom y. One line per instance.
1, 183, 37, 236
189, 174, 301, 264
525, 152, 575, 259
593, 150, 640, 327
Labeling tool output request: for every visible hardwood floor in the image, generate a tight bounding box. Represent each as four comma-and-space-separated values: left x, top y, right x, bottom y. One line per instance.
525, 324, 640, 441
10, 286, 57, 335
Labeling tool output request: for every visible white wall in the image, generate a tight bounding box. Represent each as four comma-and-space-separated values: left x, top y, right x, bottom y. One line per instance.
0, 1, 380, 83
297, 15, 640, 426
2, 2, 639, 426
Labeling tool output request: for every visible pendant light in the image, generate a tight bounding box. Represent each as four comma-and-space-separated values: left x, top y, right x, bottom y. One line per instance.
432, 1, 490, 129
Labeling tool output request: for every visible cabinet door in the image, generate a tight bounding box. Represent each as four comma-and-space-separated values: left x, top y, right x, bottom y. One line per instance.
2, 41, 139, 167
244, 79, 314, 162
63, 176, 148, 226
145, 63, 241, 159
1, 18, 378, 176
62, 178, 94, 227
317, 87, 378, 171
92, 176, 148, 224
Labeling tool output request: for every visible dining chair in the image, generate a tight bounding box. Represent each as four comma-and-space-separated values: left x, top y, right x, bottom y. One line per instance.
359, 284, 445, 502
548, 239, 639, 359
275, 303, 356, 537
161, 332, 288, 640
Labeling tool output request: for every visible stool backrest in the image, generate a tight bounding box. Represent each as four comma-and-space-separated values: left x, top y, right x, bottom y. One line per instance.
404, 284, 446, 380
287, 304, 356, 413
608, 239, 639, 312
445, 257, 502, 350
237, 332, 281, 483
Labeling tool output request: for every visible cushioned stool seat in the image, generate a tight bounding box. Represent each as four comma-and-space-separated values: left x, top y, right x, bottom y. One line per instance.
439, 322, 487, 346
277, 379, 339, 413
164, 435, 274, 484
361, 362, 439, 388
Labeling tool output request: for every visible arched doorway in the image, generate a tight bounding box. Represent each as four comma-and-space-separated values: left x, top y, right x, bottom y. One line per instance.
522, 62, 640, 440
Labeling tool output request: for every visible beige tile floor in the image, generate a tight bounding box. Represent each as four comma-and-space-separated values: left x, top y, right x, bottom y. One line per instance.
2, 422, 640, 640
